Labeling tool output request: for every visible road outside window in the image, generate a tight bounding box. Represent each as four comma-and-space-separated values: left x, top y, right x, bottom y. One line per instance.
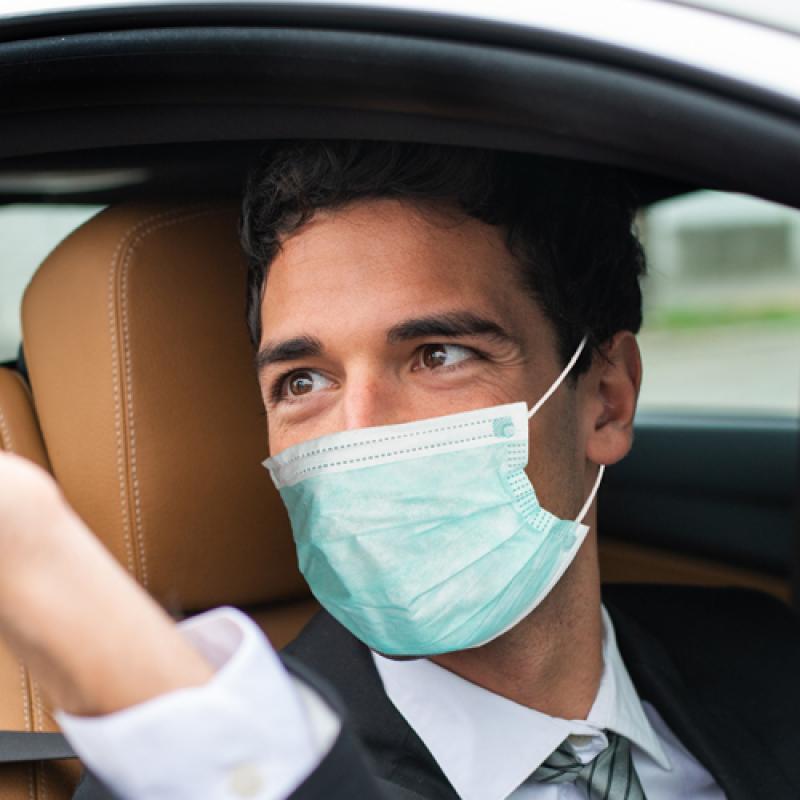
638, 191, 800, 417
0, 205, 103, 362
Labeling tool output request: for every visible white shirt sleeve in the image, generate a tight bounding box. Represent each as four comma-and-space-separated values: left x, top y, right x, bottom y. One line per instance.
55, 607, 340, 800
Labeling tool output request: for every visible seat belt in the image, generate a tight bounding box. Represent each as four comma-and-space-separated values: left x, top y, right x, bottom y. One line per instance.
0, 731, 76, 763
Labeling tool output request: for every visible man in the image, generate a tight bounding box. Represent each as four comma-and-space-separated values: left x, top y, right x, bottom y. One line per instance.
0, 141, 798, 799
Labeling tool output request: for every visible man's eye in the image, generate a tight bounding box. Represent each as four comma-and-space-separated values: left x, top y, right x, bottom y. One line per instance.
280, 370, 333, 399
417, 343, 476, 370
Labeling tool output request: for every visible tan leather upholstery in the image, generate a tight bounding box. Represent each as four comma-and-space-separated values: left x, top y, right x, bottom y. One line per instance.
0, 368, 80, 798
22, 204, 315, 629
0, 368, 50, 471
0, 204, 315, 800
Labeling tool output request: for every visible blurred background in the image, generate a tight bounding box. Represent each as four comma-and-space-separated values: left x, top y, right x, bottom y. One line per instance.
2, 190, 800, 419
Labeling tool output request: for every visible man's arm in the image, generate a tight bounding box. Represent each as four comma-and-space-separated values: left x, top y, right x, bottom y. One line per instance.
73, 724, 423, 800
0, 452, 393, 800
0, 452, 214, 716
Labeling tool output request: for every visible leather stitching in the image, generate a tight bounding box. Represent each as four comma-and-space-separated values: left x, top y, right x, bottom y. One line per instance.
0, 367, 31, 780
18, 662, 35, 800
36, 765, 47, 800
18, 661, 32, 733
114, 206, 220, 587
31, 678, 43, 732
1, 371, 52, 472
0, 391, 14, 452
12, 371, 52, 471
6, 376, 52, 800
107, 209, 183, 578
31, 679, 47, 800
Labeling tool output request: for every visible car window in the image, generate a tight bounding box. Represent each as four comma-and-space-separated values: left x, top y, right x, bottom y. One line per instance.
637, 190, 800, 417
0, 204, 103, 362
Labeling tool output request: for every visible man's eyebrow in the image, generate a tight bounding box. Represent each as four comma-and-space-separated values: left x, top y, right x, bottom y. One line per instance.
386, 311, 519, 346
255, 335, 324, 373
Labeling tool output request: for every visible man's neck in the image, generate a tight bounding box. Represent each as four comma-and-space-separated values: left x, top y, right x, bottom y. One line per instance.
429, 542, 603, 720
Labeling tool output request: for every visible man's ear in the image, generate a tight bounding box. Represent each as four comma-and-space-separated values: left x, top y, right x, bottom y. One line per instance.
583, 331, 642, 466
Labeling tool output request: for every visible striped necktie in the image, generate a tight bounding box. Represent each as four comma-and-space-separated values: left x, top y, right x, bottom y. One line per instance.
530, 731, 647, 799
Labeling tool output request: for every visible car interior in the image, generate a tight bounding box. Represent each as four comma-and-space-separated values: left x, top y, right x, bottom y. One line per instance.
1, 5, 799, 797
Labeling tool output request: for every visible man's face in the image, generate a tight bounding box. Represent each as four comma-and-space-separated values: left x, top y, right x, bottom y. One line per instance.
257, 198, 590, 520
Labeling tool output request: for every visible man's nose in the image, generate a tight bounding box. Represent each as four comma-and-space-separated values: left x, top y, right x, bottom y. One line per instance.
341, 373, 407, 431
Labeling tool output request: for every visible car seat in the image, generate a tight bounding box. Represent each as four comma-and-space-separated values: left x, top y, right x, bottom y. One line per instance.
0, 368, 80, 798
0, 203, 318, 798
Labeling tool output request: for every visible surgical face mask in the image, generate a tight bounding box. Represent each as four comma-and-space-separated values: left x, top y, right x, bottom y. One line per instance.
264, 337, 603, 656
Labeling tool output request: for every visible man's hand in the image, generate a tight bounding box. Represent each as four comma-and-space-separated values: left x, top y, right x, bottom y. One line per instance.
0, 451, 214, 716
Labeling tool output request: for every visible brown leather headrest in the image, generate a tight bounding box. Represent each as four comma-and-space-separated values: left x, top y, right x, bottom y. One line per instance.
22, 204, 306, 612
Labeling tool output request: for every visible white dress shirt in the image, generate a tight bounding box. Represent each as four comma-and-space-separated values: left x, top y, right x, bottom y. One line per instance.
373, 607, 725, 800
57, 609, 340, 800
58, 606, 725, 800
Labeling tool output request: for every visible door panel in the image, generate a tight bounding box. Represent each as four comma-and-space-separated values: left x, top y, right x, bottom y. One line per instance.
599, 414, 798, 599
599, 538, 791, 603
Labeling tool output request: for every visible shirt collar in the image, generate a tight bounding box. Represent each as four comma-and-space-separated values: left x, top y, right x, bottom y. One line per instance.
372, 604, 671, 800
592, 606, 671, 771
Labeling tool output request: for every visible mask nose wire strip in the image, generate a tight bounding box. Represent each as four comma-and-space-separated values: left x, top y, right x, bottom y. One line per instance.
527, 336, 588, 420
576, 464, 605, 525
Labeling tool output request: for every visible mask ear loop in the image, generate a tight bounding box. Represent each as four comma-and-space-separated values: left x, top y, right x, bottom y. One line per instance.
523, 335, 604, 524
575, 464, 605, 524
527, 335, 588, 420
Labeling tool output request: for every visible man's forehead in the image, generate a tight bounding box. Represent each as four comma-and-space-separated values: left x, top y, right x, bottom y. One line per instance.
259, 198, 527, 333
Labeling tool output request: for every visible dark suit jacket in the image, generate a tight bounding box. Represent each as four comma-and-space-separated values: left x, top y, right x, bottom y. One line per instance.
74, 584, 800, 799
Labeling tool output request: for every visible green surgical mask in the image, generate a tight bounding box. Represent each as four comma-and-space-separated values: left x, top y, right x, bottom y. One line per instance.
264, 337, 603, 656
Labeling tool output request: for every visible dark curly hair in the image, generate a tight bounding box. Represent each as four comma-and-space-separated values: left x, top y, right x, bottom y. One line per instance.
240, 141, 645, 374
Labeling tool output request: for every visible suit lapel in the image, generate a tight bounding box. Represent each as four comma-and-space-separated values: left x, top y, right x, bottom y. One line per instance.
284, 611, 460, 800
604, 585, 795, 800
287, 588, 800, 800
